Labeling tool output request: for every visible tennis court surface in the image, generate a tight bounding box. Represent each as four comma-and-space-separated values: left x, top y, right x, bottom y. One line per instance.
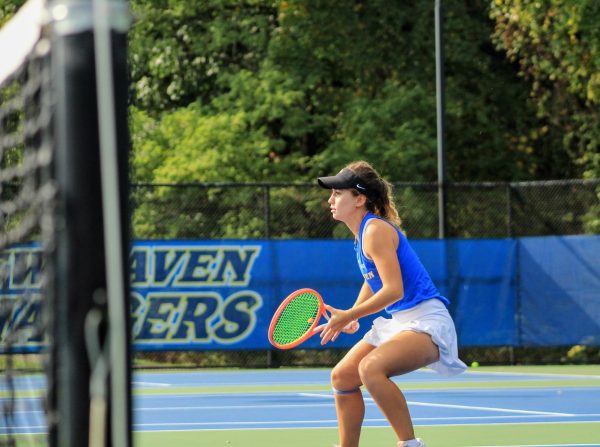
3, 365, 599, 446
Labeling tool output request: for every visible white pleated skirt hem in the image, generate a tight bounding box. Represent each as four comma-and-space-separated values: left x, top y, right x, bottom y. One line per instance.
363, 298, 467, 377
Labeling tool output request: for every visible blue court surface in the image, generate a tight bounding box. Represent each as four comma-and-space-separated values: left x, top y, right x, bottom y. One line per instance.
2, 367, 600, 446
135, 386, 600, 428
132, 369, 600, 429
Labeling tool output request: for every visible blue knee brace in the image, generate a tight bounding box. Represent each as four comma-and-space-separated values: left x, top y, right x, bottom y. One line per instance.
332, 387, 360, 395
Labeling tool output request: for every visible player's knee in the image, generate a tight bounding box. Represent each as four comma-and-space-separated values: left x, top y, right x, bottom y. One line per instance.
357, 356, 384, 390
330, 364, 358, 391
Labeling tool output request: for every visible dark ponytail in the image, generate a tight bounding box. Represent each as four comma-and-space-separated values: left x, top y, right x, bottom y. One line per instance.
346, 161, 402, 228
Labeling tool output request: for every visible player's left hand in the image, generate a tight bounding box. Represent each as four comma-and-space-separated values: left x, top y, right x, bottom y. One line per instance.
317, 304, 358, 344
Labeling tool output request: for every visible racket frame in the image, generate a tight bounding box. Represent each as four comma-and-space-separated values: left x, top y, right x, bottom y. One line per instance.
268, 288, 326, 350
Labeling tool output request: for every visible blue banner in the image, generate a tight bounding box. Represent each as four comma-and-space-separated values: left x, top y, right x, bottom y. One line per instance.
1, 236, 599, 351
519, 236, 600, 346
130, 240, 369, 350
0, 244, 44, 353
441, 239, 517, 346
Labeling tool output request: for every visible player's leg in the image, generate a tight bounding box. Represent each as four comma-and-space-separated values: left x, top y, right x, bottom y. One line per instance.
330, 339, 376, 447
358, 331, 439, 443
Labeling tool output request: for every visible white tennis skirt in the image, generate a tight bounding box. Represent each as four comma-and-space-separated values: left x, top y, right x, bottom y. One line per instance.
363, 298, 467, 377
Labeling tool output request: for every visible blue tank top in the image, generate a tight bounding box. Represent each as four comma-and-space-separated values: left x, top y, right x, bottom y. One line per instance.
355, 212, 449, 313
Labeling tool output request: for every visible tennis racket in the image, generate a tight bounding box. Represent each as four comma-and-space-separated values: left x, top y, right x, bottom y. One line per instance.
268, 288, 358, 350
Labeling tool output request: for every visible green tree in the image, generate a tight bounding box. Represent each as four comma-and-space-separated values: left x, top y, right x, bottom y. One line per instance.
130, 62, 316, 183
0, 0, 25, 27
129, 65, 323, 238
131, 1, 535, 183
129, 0, 278, 112
267, 0, 538, 182
490, 0, 600, 233
127, 0, 600, 238
490, 0, 600, 179
314, 80, 438, 182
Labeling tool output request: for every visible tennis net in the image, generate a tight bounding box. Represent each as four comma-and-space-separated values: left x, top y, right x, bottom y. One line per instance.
1, 0, 54, 445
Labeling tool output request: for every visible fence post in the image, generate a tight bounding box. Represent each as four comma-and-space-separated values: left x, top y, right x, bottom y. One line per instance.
506, 183, 512, 238
264, 184, 280, 367
514, 228, 522, 365
263, 185, 270, 239
435, 0, 448, 240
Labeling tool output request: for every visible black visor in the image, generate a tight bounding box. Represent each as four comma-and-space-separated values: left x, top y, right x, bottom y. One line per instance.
317, 168, 371, 196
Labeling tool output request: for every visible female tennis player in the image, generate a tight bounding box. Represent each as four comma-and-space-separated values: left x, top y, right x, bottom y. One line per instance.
316, 161, 466, 447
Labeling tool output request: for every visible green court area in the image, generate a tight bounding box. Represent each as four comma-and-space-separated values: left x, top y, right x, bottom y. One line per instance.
136, 423, 600, 447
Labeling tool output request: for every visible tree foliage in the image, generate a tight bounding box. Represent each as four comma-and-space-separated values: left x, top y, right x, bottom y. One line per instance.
489, 0, 600, 232
490, 0, 600, 180
0, 0, 25, 27
125, 0, 600, 237
130, 0, 562, 185
129, 0, 278, 111
1, 0, 597, 236
2, 0, 596, 182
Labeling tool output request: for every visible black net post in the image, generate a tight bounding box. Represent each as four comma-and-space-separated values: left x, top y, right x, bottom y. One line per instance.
48, 1, 132, 446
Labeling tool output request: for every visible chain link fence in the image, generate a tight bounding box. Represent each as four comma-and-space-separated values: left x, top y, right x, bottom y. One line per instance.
130, 179, 600, 367
131, 179, 600, 240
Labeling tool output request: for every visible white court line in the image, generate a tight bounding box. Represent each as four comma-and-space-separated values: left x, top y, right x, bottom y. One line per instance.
132, 415, 600, 428
135, 413, 578, 427
472, 445, 600, 447
135, 391, 337, 400
132, 381, 172, 387
298, 392, 334, 398
0, 425, 46, 430
128, 428, 600, 438
408, 401, 573, 416
299, 392, 574, 416
135, 381, 331, 387
411, 415, 600, 422
134, 420, 343, 427
139, 403, 336, 411
464, 370, 600, 380
1, 402, 350, 415
134, 403, 599, 422
11, 410, 588, 428
132, 385, 600, 398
